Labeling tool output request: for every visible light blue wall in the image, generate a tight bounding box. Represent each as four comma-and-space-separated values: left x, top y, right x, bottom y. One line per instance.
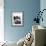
4, 0, 40, 42
40, 0, 46, 27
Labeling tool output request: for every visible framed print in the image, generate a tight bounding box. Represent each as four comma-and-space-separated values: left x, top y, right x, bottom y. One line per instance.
12, 11, 24, 26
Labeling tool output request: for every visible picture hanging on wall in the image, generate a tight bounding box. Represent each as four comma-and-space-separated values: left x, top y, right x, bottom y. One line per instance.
12, 11, 24, 26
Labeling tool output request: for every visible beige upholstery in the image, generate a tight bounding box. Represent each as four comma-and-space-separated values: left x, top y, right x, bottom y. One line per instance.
35, 29, 45, 46
32, 25, 46, 46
